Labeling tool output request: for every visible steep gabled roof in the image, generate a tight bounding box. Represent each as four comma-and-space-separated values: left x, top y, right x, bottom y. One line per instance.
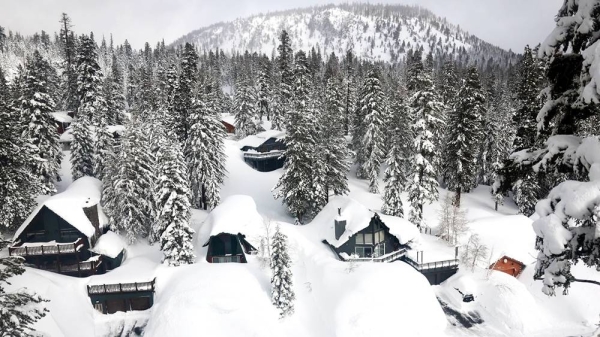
489, 255, 526, 269
311, 196, 420, 248
13, 177, 107, 241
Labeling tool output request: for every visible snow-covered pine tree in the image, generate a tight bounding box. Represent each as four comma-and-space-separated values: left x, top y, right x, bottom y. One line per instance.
174, 43, 198, 142
110, 121, 156, 243
407, 57, 444, 227
270, 225, 295, 318
59, 13, 78, 111
0, 237, 49, 335
20, 50, 61, 195
0, 66, 40, 230
70, 114, 95, 179
342, 49, 357, 136
156, 141, 196, 266
273, 51, 322, 223
322, 76, 350, 200
257, 55, 272, 121
234, 76, 258, 138
382, 91, 411, 217
512, 45, 544, 152
354, 68, 386, 193
185, 80, 226, 210
275, 30, 294, 129
443, 67, 486, 206
106, 53, 127, 125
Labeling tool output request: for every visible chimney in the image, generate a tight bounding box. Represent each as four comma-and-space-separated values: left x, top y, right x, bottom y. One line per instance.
334, 208, 346, 240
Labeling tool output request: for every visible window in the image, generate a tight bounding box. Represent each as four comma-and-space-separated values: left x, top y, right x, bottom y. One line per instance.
213, 256, 241, 263
355, 234, 364, 244
364, 233, 373, 244
355, 246, 372, 258
374, 243, 385, 257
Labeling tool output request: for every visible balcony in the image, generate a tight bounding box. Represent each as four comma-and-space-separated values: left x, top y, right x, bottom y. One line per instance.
341, 248, 407, 263
404, 257, 459, 271
243, 150, 284, 159
87, 278, 156, 295
9, 237, 85, 257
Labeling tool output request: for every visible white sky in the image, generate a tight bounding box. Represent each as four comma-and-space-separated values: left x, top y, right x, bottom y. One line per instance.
0, 0, 563, 52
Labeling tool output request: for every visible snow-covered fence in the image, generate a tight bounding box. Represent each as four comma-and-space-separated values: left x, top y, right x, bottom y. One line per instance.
9, 237, 85, 257
341, 248, 407, 263
87, 278, 156, 295
404, 257, 459, 271
243, 150, 284, 159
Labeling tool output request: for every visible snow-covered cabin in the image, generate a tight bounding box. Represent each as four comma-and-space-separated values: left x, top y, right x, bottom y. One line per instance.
10, 177, 125, 276
489, 255, 526, 277
221, 113, 235, 133
238, 130, 286, 172
51, 111, 74, 134
314, 197, 419, 262
200, 195, 260, 263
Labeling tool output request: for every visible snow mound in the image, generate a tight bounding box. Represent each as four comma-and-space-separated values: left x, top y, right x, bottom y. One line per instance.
379, 213, 420, 245
13, 176, 105, 241
238, 129, 285, 149
90, 231, 126, 258
310, 196, 375, 247
198, 195, 264, 245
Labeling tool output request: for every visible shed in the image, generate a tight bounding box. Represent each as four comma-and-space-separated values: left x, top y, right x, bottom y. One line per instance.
88, 278, 156, 314
90, 231, 127, 271
199, 195, 261, 263
51, 111, 74, 134
489, 256, 526, 278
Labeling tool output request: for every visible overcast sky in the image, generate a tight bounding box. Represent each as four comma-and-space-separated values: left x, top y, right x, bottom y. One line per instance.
1, 0, 563, 52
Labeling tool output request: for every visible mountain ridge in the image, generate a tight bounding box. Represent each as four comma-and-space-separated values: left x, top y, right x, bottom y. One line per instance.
172, 3, 518, 67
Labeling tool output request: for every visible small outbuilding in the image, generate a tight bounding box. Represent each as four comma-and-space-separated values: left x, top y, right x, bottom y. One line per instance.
88, 278, 156, 314
238, 130, 286, 172
489, 255, 526, 277
200, 195, 261, 263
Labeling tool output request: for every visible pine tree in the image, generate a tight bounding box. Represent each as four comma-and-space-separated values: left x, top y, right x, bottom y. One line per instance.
0, 238, 49, 336
234, 77, 258, 138
174, 43, 199, 142
20, 50, 61, 195
110, 121, 156, 243
270, 225, 295, 318
513, 172, 539, 216
185, 81, 226, 210
443, 67, 486, 206
70, 116, 95, 179
354, 69, 386, 189
513, 45, 544, 151
0, 66, 40, 230
257, 56, 272, 121
156, 141, 196, 266
59, 13, 78, 111
382, 92, 411, 217
106, 53, 126, 125
322, 76, 350, 199
356, 69, 386, 193
273, 51, 322, 223
275, 30, 294, 130
407, 58, 444, 227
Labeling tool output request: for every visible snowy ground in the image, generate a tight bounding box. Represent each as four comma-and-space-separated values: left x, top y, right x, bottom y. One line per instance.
7, 140, 600, 337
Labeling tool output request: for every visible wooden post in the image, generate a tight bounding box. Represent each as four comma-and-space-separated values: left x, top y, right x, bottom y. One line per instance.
41, 245, 44, 255
25, 246, 28, 256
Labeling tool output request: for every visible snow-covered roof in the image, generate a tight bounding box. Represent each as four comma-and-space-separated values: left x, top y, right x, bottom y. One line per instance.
90, 231, 126, 258
198, 195, 264, 246
106, 125, 126, 135
312, 196, 419, 248
51, 111, 73, 124
221, 113, 235, 126
238, 130, 285, 149
13, 177, 107, 241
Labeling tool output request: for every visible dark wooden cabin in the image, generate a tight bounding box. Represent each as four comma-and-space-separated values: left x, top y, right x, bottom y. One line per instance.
489, 256, 526, 277
9, 177, 123, 277
239, 131, 286, 172
204, 233, 257, 263
88, 278, 156, 314
222, 120, 235, 133
326, 213, 405, 261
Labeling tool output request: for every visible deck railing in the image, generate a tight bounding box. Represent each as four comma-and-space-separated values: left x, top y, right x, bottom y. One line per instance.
343, 248, 407, 263
404, 257, 459, 271
87, 278, 156, 295
243, 150, 284, 159
61, 257, 103, 274
9, 237, 85, 257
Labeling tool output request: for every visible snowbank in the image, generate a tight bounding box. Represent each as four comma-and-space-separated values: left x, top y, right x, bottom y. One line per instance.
197, 195, 264, 246
90, 231, 126, 258
13, 176, 106, 241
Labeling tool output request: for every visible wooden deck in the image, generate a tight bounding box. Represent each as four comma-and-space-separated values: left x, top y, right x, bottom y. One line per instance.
87, 278, 156, 295
404, 257, 459, 271
340, 248, 407, 263
9, 237, 85, 257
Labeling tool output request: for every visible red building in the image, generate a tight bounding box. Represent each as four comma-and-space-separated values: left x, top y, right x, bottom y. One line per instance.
489, 255, 526, 277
